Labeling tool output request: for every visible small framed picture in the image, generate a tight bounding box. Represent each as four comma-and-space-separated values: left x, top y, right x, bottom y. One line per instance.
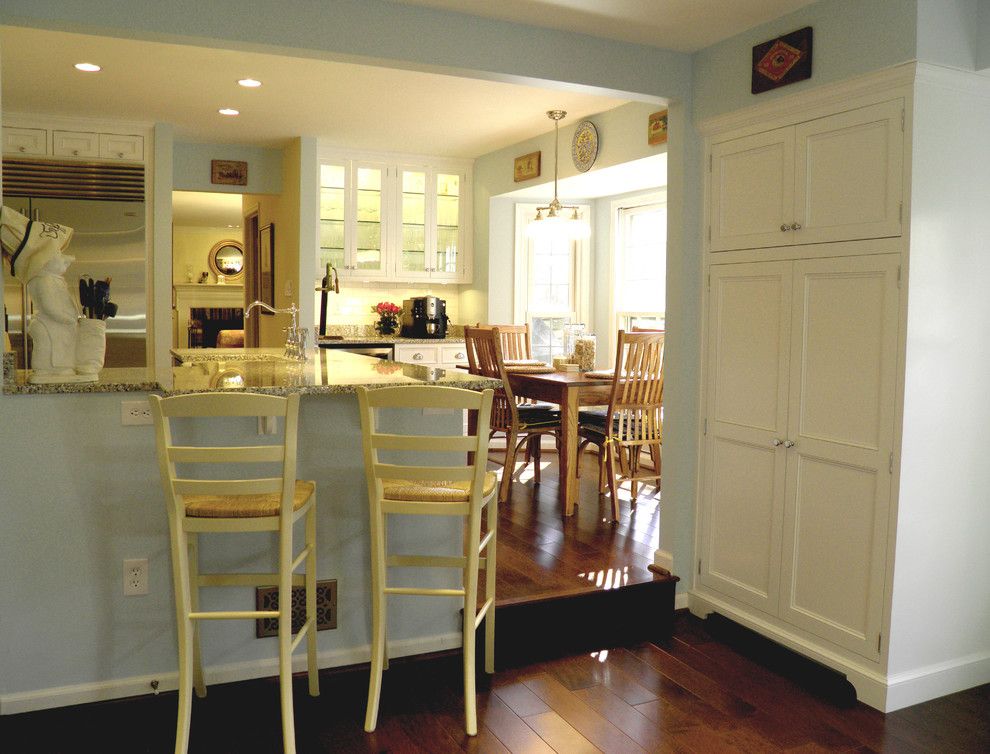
259, 223, 275, 310
513, 151, 541, 182
752, 27, 813, 94
211, 159, 248, 186
648, 110, 668, 145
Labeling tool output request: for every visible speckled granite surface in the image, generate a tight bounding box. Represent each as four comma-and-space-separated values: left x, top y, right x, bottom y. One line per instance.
4, 367, 159, 395
171, 347, 292, 364
2, 352, 14, 388
6, 349, 498, 396
318, 324, 465, 344
167, 349, 498, 396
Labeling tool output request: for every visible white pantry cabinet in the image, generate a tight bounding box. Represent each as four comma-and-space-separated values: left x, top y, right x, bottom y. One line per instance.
709, 99, 904, 251
393, 342, 468, 371
317, 148, 472, 284
698, 254, 900, 660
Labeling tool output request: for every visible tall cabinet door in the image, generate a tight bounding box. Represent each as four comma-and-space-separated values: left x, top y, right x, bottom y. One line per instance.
779, 254, 899, 659
699, 262, 792, 614
794, 100, 903, 245
710, 127, 794, 252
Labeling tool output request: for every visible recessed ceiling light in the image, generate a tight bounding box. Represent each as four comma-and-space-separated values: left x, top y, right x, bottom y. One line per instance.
74, 63, 102, 73
237, 78, 262, 88
218, 108, 240, 116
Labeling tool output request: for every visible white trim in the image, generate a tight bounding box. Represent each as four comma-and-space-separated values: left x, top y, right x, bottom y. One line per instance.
914, 62, 990, 100
0, 632, 462, 716
698, 63, 917, 137
652, 548, 674, 574
674, 592, 690, 611
884, 651, 990, 713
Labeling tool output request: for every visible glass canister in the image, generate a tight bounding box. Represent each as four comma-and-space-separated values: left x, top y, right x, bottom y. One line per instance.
573, 334, 597, 371
563, 323, 586, 361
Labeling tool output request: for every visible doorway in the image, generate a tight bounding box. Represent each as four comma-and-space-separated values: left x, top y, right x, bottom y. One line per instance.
171, 191, 245, 349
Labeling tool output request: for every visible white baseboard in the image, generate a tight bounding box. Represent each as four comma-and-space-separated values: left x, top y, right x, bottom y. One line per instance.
674, 592, 690, 611
0, 632, 462, 716
883, 650, 990, 712
653, 549, 674, 574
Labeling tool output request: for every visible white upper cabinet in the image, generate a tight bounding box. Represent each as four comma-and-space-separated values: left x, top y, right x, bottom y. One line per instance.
710, 99, 904, 251
3, 127, 48, 156
318, 149, 472, 284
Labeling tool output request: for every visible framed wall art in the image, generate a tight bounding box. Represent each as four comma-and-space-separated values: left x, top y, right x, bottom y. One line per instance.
211, 159, 248, 186
648, 109, 668, 145
513, 151, 541, 182
259, 223, 275, 310
752, 27, 813, 94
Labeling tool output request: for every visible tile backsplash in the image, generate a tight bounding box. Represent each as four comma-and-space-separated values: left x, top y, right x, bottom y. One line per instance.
314, 282, 460, 327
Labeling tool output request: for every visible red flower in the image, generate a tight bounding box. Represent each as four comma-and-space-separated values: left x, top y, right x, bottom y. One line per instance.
372, 301, 401, 316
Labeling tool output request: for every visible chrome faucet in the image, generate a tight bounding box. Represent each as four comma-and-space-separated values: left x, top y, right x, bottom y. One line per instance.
245, 300, 309, 361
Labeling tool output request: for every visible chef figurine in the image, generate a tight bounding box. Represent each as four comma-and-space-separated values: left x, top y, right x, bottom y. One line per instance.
0, 205, 97, 383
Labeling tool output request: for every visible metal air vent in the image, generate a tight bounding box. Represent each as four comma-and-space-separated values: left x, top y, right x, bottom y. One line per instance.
2, 157, 145, 201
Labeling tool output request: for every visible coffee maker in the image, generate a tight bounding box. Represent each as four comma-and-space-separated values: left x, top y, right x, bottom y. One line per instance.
400, 296, 449, 338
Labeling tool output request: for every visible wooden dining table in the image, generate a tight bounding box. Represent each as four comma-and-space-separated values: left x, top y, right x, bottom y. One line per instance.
507, 370, 615, 516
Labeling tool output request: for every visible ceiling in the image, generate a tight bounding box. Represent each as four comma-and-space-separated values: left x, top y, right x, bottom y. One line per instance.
0, 26, 628, 156
386, 0, 818, 53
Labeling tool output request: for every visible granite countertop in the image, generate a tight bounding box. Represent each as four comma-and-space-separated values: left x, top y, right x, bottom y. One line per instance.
171, 347, 291, 363
168, 349, 498, 396
317, 323, 466, 344
5, 349, 498, 396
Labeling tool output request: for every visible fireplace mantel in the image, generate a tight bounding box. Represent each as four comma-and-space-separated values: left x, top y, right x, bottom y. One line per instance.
173, 283, 245, 348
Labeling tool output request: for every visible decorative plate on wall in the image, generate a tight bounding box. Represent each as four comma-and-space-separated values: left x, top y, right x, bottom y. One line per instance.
571, 121, 599, 173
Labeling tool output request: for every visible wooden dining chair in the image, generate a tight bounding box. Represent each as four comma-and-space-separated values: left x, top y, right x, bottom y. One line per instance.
474, 322, 533, 360
577, 330, 665, 520
150, 391, 319, 754
464, 326, 560, 502
356, 385, 497, 737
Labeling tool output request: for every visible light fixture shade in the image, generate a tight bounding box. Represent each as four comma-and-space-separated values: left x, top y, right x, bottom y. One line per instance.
526, 213, 590, 241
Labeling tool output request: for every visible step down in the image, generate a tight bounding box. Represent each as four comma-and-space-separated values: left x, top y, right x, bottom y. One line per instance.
493, 575, 678, 669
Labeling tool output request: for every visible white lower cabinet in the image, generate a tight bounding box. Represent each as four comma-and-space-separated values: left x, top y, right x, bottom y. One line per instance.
698, 253, 900, 661
393, 342, 467, 371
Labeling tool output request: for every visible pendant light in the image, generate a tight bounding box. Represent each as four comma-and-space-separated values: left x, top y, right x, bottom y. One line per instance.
526, 110, 590, 241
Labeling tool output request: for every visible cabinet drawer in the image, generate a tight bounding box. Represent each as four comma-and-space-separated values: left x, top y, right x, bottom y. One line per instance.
52, 130, 100, 158
394, 344, 439, 364
3, 127, 47, 156
440, 343, 468, 365
100, 133, 144, 161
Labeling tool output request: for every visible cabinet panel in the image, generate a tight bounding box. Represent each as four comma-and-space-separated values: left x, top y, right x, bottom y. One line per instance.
710, 128, 794, 251
795, 100, 903, 244
780, 254, 899, 658
99, 133, 143, 161
394, 344, 439, 365
3, 127, 47, 155
700, 262, 791, 613
52, 130, 99, 158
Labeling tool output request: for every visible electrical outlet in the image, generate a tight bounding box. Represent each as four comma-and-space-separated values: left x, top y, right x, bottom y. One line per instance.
121, 400, 153, 426
123, 558, 149, 596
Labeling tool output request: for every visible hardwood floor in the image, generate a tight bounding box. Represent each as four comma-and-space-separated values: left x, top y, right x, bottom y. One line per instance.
491, 449, 663, 604
6, 613, 987, 753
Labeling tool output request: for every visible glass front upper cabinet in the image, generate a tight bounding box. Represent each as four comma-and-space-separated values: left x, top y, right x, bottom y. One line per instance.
318, 160, 387, 279
434, 172, 461, 280
399, 169, 428, 276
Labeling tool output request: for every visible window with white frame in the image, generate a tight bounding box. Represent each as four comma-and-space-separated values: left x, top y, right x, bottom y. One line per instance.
612, 195, 666, 336
513, 203, 590, 365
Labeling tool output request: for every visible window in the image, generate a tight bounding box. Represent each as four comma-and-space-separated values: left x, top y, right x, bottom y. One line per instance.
612, 195, 666, 340
514, 204, 590, 365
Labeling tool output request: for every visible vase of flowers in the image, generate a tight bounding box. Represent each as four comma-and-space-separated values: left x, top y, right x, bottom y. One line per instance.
372, 301, 401, 336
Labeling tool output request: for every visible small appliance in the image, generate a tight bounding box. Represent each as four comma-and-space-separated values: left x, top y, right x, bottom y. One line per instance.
400, 296, 449, 338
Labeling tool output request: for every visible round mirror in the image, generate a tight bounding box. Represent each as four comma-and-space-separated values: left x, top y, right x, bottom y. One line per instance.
208, 239, 244, 279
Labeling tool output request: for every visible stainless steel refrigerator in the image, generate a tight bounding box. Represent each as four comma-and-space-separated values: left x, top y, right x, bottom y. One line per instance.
2, 196, 146, 368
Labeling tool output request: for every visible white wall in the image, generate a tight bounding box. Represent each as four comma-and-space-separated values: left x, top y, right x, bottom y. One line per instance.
887, 64, 990, 705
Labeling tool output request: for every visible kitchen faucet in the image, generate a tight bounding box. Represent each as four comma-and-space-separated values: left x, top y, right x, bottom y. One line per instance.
245, 300, 309, 361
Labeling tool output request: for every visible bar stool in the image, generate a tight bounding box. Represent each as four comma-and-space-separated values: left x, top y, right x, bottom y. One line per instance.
149, 391, 319, 754
356, 385, 497, 736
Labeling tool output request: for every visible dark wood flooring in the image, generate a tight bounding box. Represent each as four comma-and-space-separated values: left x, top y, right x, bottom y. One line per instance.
5, 612, 988, 753
491, 449, 663, 604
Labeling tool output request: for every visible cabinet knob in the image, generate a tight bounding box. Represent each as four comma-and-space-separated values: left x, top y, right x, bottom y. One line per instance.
783, 440, 795, 448
116, 152, 124, 158
72, 149, 79, 156
18, 146, 26, 153
790, 223, 802, 231
413, 353, 424, 360
780, 224, 790, 232
455, 352, 465, 360
771, 438, 782, 447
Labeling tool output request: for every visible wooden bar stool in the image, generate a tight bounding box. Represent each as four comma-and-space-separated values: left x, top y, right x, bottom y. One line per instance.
150, 392, 319, 754
356, 385, 497, 736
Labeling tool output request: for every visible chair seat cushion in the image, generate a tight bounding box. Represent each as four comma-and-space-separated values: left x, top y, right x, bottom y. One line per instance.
518, 403, 560, 429
184, 480, 315, 518
382, 471, 498, 503
578, 407, 615, 434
